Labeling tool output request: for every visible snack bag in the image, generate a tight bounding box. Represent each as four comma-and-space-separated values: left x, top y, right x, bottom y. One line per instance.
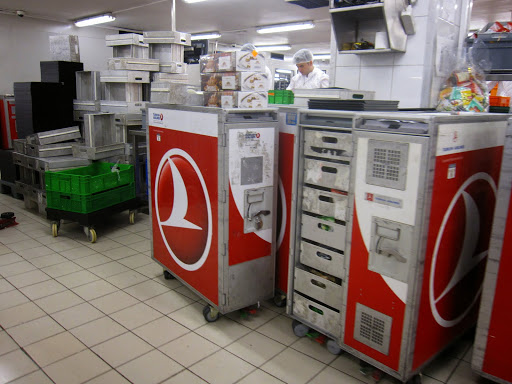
436, 68, 489, 112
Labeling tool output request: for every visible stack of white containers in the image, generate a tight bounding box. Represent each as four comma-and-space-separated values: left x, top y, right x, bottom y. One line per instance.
199, 50, 270, 108
143, 31, 191, 104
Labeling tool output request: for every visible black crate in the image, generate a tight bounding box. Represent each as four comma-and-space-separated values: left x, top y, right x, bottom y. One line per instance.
0, 149, 16, 183
40, 61, 84, 99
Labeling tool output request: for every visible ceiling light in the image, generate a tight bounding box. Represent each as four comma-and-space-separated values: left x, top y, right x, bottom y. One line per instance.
256, 45, 292, 52
314, 54, 331, 60
276, 69, 293, 74
75, 13, 115, 27
191, 32, 221, 40
257, 21, 315, 34
183, 0, 208, 3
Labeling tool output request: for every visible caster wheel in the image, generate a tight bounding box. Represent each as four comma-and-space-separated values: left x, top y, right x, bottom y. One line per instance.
51, 223, 59, 237
163, 270, 175, 280
87, 228, 97, 243
273, 294, 286, 308
406, 374, 422, 384
1, 212, 14, 219
129, 211, 135, 225
203, 305, 220, 322
326, 339, 343, 355
292, 320, 309, 337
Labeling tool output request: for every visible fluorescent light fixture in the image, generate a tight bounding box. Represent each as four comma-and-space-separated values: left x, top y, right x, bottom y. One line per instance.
183, 0, 208, 2
257, 21, 315, 34
276, 69, 293, 74
75, 13, 115, 27
191, 32, 221, 40
256, 44, 292, 52
314, 54, 331, 60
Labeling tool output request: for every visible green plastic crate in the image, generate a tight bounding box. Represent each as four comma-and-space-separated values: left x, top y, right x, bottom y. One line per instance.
269, 90, 294, 104
46, 162, 134, 195
46, 183, 135, 213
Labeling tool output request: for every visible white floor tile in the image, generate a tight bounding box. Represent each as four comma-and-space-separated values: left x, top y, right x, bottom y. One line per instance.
106, 270, 149, 289
0, 290, 30, 311
51, 303, 104, 329
88, 261, 129, 278
6, 269, 51, 288
0, 278, 15, 294
308, 366, 365, 384
86, 238, 124, 253
100, 245, 139, 260
161, 370, 207, 384
89, 290, 139, 314
59, 247, 98, 260
190, 349, 255, 384
114, 233, 146, 245
256, 315, 300, 346
133, 316, 189, 347
6, 239, 42, 252
447, 361, 482, 384
0, 350, 38, 383
226, 306, 279, 330
0, 301, 45, 328
123, 279, 169, 301
330, 352, 372, 383
0, 260, 37, 277
0, 253, 24, 266
43, 349, 111, 384
152, 274, 183, 289
7, 370, 54, 384
290, 336, 338, 364
24, 331, 86, 367
261, 348, 325, 384
92, 332, 153, 367
56, 270, 100, 289
237, 369, 286, 384
19, 279, 67, 300
72, 279, 118, 301
0, 244, 12, 256
0, 331, 19, 356
74, 254, 112, 269
85, 369, 131, 384
422, 355, 459, 382
128, 240, 151, 253
110, 302, 162, 330
168, 303, 209, 330
16, 246, 55, 260
34, 290, 84, 314
71, 316, 127, 347
174, 285, 201, 301
225, 331, 286, 367
118, 349, 183, 384
40, 261, 82, 278
160, 332, 220, 368
145, 290, 194, 315
195, 316, 251, 348
118, 253, 152, 269
29, 253, 68, 268
7, 315, 64, 347
45, 239, 83, 253
135, 262, 163, 278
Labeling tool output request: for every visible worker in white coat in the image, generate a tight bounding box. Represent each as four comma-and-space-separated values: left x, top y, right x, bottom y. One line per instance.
240, 43, 274, 90
287, 49, 329, 91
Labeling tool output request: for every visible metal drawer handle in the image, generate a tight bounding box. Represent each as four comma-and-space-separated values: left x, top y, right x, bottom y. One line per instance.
316, 251, 332, 261
321, 166, 337, 174
308, 305, 323, 315
319, 195, 334, 203
318, 223, 333, 232
322, 136, 338, 144
311, 279, 326, 289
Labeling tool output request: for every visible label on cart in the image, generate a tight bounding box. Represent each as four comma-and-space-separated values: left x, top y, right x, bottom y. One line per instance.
364, 192, 403, 208
447, 164, 456, 179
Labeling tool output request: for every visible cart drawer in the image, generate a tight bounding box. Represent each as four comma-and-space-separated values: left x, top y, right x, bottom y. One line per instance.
292, 292, 341, 339
304, 129, 352, 160
300, 241, 344, 279
294, 268, 342, 310
304, 159, 350, 192
301, 214, 346, 252
302, 186, 348, 221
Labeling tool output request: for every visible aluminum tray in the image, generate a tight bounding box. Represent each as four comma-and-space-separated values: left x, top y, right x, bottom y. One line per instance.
150, 82, 187, 104
83, 113, 117, 147
16, 153, 91, 172
149, 44, 184, 63
104, 83, 147, 102
72, 143, 127, 160
107, 58, 159, 72
100, 101, 148, 114
26, 142, 74, 158
114, 113, 143, 126
25, 126, 81, 145
143, 31, 191, 46
100, 70, 150, 84
13, 139, 26, 154
152, 72, 189, 83
158, 61, 188, 74
73, 100, 101, 112
76, 71, 102, 101
113, 45, 149, 59
106, 33, 144, 46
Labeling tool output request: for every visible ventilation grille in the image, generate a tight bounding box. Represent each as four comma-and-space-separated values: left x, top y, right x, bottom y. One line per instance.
366, 140, 409, 190
284, 0, 329, 9
354, 303, 392, 355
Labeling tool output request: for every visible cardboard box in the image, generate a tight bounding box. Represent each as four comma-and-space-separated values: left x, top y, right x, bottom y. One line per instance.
200, 51, 268, 73
201, 72, 269, 91
203, 91, 268, 108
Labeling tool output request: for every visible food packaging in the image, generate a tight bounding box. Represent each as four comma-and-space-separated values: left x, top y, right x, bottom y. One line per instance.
200, 51, 268, 73
201, 72, 269, 91
436, 69, 489, 112
203, 91, 268, 108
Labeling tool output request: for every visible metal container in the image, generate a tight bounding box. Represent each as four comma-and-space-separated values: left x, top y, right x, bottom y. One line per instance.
100, 70, 150, 84
76, 71, 102, 101
100, 101, 148, 114
107, 58, 159, 72
293, 88, 376, 107
49, 35, 80, 62
152, 72, 189, 83
150, 82, 187, 104
113, 44, 149, 59
28, 155, 91, 172
148, 43, 184, 63
26, 142, 74, 158
83, 113, 117, 147
158, 61, 187, 74
72, 143, 127, 160
25, 126, 81, 145
104, 83, 147, 102
106, 33, 144, 46
143, 31, 191, 45
13, 139, 26, 154
73, 100, 101, 112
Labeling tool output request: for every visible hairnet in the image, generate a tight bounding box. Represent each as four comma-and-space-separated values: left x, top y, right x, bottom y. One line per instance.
293, 49, 314, 64
241, 43, 257, 52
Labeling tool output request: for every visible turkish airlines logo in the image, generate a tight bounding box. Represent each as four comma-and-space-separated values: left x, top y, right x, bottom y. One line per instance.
155, 149, 212, 271
429, 173, 496, 327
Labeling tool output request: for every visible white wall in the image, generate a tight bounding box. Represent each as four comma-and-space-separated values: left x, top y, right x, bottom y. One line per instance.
0, 14, 116, 95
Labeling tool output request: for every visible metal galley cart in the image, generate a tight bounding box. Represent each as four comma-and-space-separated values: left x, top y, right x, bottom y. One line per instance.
472, 117, 512, 384
148, 106, 278, 322
345, 113, 508, 382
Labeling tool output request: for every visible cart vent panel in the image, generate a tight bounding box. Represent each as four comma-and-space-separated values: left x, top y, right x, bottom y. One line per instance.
366, 140, 409, 190
354, 303, 392, 355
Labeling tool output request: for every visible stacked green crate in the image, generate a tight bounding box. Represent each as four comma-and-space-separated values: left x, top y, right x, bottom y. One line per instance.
46, 162, 135, 213
268, 90, 294, 104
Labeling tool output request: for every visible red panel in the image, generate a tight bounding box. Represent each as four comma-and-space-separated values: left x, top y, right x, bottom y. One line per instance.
413, 147, 503, 369
276, 132, 295, 294
0, 99, 17, 149
482, 186, 512, 382
344, 202, 405, 371
228, 185, 272, 266
150, 126, 219, 305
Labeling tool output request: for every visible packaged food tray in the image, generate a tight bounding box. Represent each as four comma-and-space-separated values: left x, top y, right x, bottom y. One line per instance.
45, 162, 134, 195
46, 183, 135, 213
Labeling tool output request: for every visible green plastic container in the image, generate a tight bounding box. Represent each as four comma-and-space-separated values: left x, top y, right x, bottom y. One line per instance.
46, 183, 135, 214
45, 162, 134, 195
269, 90, 294, 104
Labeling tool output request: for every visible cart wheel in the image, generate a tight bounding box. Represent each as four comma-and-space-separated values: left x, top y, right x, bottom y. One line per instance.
129, 211, 136, 225
273, 294, 287, 308
406, 374, 422, 384
292, 320, 309, 337
203, 305, 220, 322
51, 223, 59, 237
326, 339, 343, 355
87, 228, 97, 243
163, 270, 175, 280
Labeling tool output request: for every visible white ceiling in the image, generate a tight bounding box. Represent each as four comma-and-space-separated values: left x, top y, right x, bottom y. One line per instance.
0, 0, 510, 56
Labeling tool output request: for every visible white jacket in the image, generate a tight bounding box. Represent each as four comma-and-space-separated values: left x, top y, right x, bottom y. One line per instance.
287, 67, 329, 90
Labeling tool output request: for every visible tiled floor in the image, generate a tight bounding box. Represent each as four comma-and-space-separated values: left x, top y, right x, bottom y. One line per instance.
0, 192, 491, 384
